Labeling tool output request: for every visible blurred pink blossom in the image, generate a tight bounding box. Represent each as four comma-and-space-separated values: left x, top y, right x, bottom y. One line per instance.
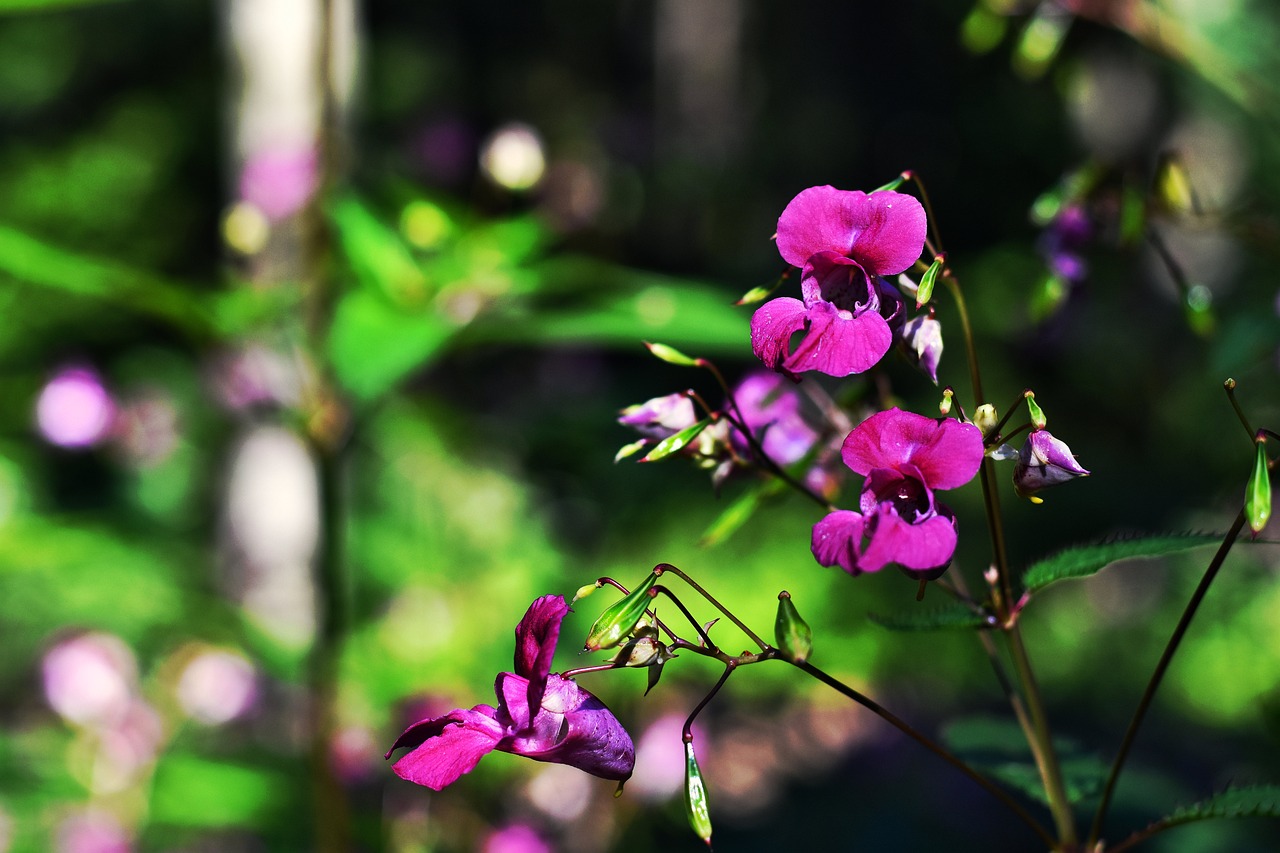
35, 367, 117, 449
55, 810, 130, 853
238, 147, 318, 221
176, 649, 258, 726
482, 824, 552, 853
42, 633, 137, 727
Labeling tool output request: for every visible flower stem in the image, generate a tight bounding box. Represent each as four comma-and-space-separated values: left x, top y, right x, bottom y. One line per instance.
792, 659, 1056, 849
654, 563, 770, 651
1086, 508, 1248, 846
942, 274, 984, 406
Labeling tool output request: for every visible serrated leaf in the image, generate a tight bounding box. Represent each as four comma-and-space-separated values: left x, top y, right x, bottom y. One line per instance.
1021, 533, 1224, 594
1159, 784, 1280, 827
639, 419, 710, 462
941, 716, 1105, 806
868, 603, 993, 632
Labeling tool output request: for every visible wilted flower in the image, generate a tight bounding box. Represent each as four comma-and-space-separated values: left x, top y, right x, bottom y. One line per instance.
900, 315, 944, 384
751, 186, 925, 377
386, 595, 634, 790
812, 408, 983, 579
1013, 429, 1089, 498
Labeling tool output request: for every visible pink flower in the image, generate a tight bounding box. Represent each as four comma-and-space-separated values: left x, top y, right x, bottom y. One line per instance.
811, 408, 983, 579
386, 596, 634, 790
1013, 429, 1089, 497
751, 186, 926, 377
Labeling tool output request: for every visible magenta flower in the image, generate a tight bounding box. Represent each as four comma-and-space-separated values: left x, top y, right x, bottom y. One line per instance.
811, 408, 983, 578
729, 371, 819, 466
386, 595, 634, 790
752, 186, 926, 377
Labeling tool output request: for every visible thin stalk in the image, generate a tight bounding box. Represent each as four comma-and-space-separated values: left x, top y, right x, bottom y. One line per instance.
653, 586, 717, 649
1223, 379, 1254, 439
684, 665, 735, 740
1087, 508, 1248, 846
794, 660, 1055, 849
654, 564, 770, 651
942, 274, 984, 405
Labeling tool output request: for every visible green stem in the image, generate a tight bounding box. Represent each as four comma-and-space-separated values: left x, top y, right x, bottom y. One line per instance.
793, 660, 1055, 849
654, 563, 770, 651
942, 274, 984, 406
1086, 508, 1248, 846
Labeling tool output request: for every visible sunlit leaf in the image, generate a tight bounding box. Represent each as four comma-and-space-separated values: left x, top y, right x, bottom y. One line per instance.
150, 754, 293, 828
331, 196, 430, 303
1021, 533, 1224, 593
639, 419, 710, 462
1156, 784, 1280, 828
327, 289, 455, 402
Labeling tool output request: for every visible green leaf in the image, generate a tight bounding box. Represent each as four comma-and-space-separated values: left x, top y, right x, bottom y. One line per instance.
698, 480, 783, 547
0, 0, 127, 13
639, 418, 710, 462
150, 754, 293, 828
0, 224, 210, 335
867, 602, 993, 632
331, 196, 429, 303
326, 289, 455, 402
1021, 533, 1224, 594
941, 716, 1105, 807
1158, 784, 1280, 828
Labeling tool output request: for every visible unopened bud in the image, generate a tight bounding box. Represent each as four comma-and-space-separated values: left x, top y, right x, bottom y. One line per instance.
915, 253, 945, 308
571, 583, 600, 605
774, 591, 813, 664
973, 404, 998, 437
644, 341, 700, 367
1024, 391, 1046, 430
1246, 438, 1271, 536
684, 740, 713, 846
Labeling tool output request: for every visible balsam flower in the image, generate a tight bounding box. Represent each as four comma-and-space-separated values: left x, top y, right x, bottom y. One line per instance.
752, 186, 926, 377
386, 595, 634, 790
1013, 429, 1089, 498
811, 408, 983, 579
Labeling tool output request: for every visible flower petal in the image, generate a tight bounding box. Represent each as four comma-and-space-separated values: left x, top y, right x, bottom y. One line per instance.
513, 595, 569, 714
750, 297, 809, 371
847, 191, 928, 276
386, 707, 504, 791
507, 675, 634, 781
859, 508, 958, 573
783, 301, 893, 377
811, 510, 869, 575
776, 186, 863, 268
842, 408, 982, 490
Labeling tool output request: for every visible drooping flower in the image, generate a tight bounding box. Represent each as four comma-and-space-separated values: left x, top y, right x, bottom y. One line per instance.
1013, 429, 1089, 498
811, 408, 983, 579
617, 393, 697, 439
751, 186, 926, 377
386, 595, 634, 790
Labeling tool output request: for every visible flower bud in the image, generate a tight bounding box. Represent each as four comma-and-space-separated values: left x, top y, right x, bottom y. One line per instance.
973, 404, 998, 438
684, 740, 713, 846
571, 583, 600, 605
901, 316, 943, 384
584, 573, 658, 651
1246, 439, 1271, 536
1013, 429, 1089, 499
915, 253, 945, 308
1024, 391, 1046, 430
644, 341, 700, 367
609, 625, 675, 669
618, 393, 697, 440
774, 591, 813, 664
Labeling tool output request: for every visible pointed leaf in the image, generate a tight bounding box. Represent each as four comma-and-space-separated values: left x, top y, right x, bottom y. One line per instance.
644, 341, 700, 366
1021, 533, 1224, 594
1246, 440, 1271, 535
868, 603, 993, 632
639, 419, 710, 463
614, 439, 648, 463
1159, 784, 1280, 827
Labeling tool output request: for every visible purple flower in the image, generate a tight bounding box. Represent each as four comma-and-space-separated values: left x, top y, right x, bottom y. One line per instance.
386, 595, 634, 790
729, 371, 819, 466
1039, 204, 1092, 285
900, 315, 944, 384
811, 408, 983, 579
617, 393, 697, 439
1013, 429, 1089, 498
751, 186, 926, 377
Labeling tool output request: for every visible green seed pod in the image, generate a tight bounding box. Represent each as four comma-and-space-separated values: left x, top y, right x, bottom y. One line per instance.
684, 740, 712, 846
915, 253, 945, 308
584, 573, 658, 651
774, 591, 813, 664
1246, 439, 1271, 536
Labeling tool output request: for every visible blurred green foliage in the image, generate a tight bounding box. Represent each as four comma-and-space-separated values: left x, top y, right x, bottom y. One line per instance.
0, 0, 1276, 851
